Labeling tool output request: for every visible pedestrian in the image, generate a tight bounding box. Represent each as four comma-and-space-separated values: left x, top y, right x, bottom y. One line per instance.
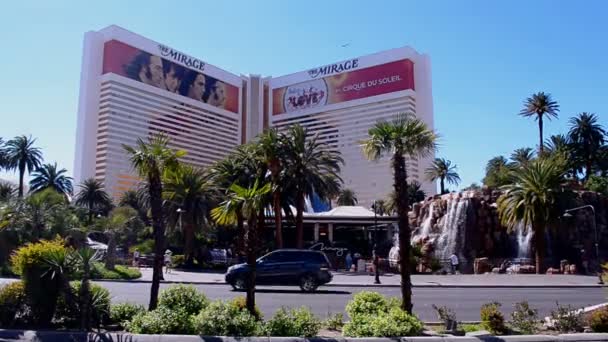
580, 249, 589, 275
353, 252, 361, 272
372, 245, 381, 284
164, 250, 173, 274
345, 251, 353, 272
133, 249, 140, 268
449, 253, 459, 274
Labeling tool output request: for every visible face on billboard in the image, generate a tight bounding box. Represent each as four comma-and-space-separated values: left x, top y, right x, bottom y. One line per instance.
273, 59, 415, 115
102, 40, 239, 113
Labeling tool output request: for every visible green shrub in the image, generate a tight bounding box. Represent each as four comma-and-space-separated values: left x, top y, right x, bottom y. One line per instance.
129, 239, 154, 255
589, 307, 608, 333
510, 301, 539, 334
110, 303, 146, 327
172, 254, 185, 267
550, 302, 584, 333
263, 307, 321, 337
480, 302, 506, 335
10, 238, 69, 326
193, 300, 260, 336
0, 281, 28, 327
346, 291, 388, 318
229, 296, 262, 319
55, 282, 111, 327
324, 312, 344, 331
88, 263, 141, 280
461, 324, 482, 333
343, 308, 423, 337
158, 284, 208, 316
126, 307, 194, 334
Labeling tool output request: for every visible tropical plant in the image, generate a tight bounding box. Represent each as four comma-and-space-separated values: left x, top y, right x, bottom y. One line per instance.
123, 133, 184, 310
462, 182, 481, 191
483, 156, 512, 188
361, 113, 436, 313
425, 158, 460, 194
263, 307, 322, 337
283, 125, 343, 248
0, 181, 16, 202
193, 300, 261, 336
510, 147, 535, 168
29, 162, 73, 198
158, 284, 209, 315
407, 181, 427, 204
163, 165, 218, 265
568, 112, 606, 180
0, 138, 7, 171
510, 301, 539, 334
497, 158, 568, 273
336, 188, 358, 206
480, 302, 506, 335
519, 92, 559, 155
5, 135, 43, 197
74, 178, 113, 224
119, 189, 149, 224
103, 207, 139, 270
211, 180, 271, 316
586, 175, 608, 196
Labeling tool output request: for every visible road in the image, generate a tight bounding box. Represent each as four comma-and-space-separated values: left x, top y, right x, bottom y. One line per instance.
95, 282, 605, 322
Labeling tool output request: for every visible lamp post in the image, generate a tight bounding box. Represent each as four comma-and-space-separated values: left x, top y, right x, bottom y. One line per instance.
563, 205, 603, 284
372, 200, 381, 284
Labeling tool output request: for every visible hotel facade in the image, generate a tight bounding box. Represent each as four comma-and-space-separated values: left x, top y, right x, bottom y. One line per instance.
74, 25, 435, 207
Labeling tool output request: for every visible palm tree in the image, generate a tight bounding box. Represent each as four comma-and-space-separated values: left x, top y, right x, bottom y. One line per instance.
104, 206, 139, 270
0, 181, 16, 202
119, 189, 149, 224
29, 162, 73, 198
483, 156, 512, 188
211, 180, 271, 316
545, 134, 570, 155
164, 165, 218, 265
371, 199, 387, 216
425, 158, 460, 194
510, 148, 535, 168
0, 138, 8, 170
568, 113, 607, 180
361, 113, 436, 313
407, 181, 427, 204
258, 128, 286, 248
123, 133, 184, 310
497, 158, 567, 273
283, 125, 343, 248
519, 92, 559, 155
74, 178, 113, 224
336, 188, 358, 206
5, 135, 43, 197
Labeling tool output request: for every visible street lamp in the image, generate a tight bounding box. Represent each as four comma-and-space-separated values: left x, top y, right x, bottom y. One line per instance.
176, 208, 186, 231
563, 205, 603, 284
372, 200, 381, 284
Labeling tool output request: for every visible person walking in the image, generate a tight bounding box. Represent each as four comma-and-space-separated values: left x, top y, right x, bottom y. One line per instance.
164, 250, 173, 274
372, 245, 381, 284
133, 249, 140, 268
345, 252, 353, 272
449, 253, 459, 274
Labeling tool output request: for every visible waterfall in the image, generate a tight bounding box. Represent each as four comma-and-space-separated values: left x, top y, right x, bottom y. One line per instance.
304, 196, 315, 213
515, 223, 533, 258
435, 199, 470, 261
420, 202, 435, 237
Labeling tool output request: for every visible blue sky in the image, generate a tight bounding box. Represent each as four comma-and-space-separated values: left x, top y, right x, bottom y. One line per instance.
1, 0, 606, 191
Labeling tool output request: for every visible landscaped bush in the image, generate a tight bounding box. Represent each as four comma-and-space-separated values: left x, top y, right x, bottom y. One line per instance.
345, 291, 388, 317
193, 300, 260, 336
432, 304, 457, 330
229, 296, 262, 319
550, 302, 584, 333
0, 281, 28, 327
324, 312, 344, 331
10, 238, 69, 326
510, 301, 539, 334
126, 307, 194, 334
263, 307, 321, 337
343, 308, 423, 337
110, 303, 146, 327
589, 306, 608, 333
89, 262, 141, 280
480, 302, 506, 335
461, 324, 482, 333
171, 254, 185, 268
129, 239, 154, 255
158, 284, 208, 316
55, 282, 111, 327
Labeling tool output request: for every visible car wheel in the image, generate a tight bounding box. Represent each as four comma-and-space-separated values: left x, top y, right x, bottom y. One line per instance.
231, 276, 248, 291
299, 274, 318, 292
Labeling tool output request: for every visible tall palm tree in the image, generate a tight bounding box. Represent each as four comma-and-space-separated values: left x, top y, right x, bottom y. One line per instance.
510, 148, 535, 168
519, 92, 559, 155
361, 113, 436, 313
336, 188, 358, 206
425, 158, 461, 194
74, 178, 113, 224
497, 158, 567, 274
483, 156, 512, 188
119, 189, 149, 224
258, 128, 286, 248
211, 180, 271, 316
283, 125, 343, 248
5, 135, 43, 197
123, 133, 184, 310
545, 134, 571, 155
568, 112, 607, 180
29, 162, 73, 198
164, 165, 218, 265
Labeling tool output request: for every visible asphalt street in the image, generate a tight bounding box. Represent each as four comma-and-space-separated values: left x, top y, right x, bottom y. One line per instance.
95, 282, 606, 322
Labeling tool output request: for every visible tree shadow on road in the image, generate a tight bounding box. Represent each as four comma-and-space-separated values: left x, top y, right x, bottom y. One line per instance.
232, 288, 351, 295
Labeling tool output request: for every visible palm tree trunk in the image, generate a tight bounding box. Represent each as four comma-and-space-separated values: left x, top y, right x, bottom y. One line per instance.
105, 232, 116, 270
440, 177, 445, 195
18, 164, 24, 197
296, 190, 305, 249
393, 152, 413, 313
534, 223, 545, 274
148, 172, 165, 311
236, 212, 245, 261
80, 260, 91, 331
273, 191, 283, 248
184, 221, 195, 265
246, 216, 257, 316
538, 116, 544, 155
586, 159, 593, 181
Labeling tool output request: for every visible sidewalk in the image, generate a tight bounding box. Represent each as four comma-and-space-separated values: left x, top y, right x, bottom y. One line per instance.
121, 268, 606, 288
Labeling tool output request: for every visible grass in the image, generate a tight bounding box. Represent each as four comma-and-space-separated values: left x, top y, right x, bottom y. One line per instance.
89, 262, 142, 280
460, 324, 482, 333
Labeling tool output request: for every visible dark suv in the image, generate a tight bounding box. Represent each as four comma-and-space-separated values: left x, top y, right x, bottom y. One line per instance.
225, 249, 333, 292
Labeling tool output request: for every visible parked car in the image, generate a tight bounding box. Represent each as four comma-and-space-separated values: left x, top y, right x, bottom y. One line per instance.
225, 249, 333, 292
